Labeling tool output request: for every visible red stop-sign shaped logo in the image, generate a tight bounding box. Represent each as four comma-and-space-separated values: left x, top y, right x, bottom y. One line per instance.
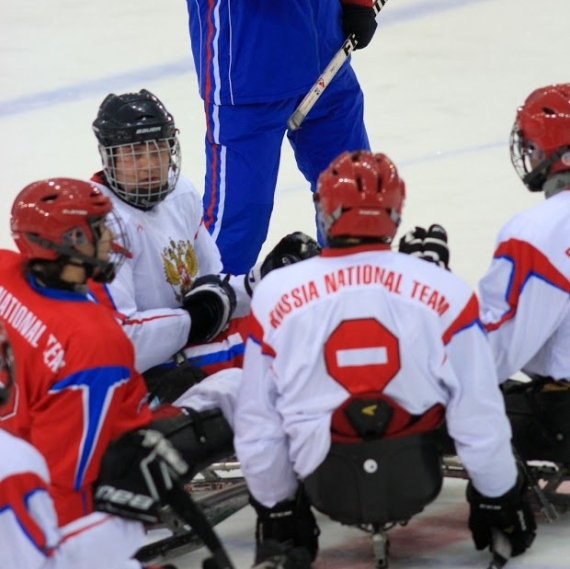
325, 318, 401, 394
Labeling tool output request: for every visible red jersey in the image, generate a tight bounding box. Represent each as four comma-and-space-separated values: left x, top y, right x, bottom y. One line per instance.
0, 250, 153, 525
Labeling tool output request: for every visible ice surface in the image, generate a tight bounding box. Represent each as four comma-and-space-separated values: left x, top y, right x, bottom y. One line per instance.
1, 0, 569, 566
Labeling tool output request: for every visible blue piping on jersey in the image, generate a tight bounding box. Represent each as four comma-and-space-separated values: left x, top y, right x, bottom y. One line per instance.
446, 318, 485, 345
496, 253, 570, 306
27, 274, 91, 303
0, 487, 52, 555
186, 343, 245, 368
49, 366, 130, 490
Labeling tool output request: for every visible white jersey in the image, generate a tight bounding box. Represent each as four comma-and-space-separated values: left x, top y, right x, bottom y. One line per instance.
0, 429, 145, 569
90, 173, 250, 372
234, 244, 517, 507
479, 189, 570, 382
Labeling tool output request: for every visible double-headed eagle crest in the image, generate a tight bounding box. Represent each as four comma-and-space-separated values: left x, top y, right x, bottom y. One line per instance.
162, 238, 198, 301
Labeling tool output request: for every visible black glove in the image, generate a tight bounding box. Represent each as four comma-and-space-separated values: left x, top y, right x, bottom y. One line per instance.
398, 224, 450, 270
93, 429, 189, 524
144, 357, 207, 406
245, 232, 321, 296
250, 488, 320, 563
466, 472, 536, 557
341, 3, 378, 50
183, 274, 237, 343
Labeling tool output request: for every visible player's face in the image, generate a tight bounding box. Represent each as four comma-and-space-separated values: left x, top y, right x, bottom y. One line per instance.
95, 224, 113, 262
113, 141, 171, 193
68, 220, 112, 261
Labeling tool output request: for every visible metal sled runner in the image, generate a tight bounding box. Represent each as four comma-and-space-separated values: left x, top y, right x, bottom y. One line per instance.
135, 460, 249, 564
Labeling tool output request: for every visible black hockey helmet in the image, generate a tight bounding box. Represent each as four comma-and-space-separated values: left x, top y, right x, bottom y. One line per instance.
92, 89, 177, 146
92, 89, 181, 209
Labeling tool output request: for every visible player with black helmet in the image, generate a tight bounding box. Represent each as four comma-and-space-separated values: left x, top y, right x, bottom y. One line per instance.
92, 88, 181, 210
89, 89, 320, 387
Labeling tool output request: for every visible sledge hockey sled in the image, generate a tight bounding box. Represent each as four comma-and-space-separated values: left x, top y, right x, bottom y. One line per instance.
441, 377, 570, 522
304, 432, 444, 568
135, 459, 249, 564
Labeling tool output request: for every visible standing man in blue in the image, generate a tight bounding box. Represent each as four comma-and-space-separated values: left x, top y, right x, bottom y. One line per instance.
185, 0, 377, 274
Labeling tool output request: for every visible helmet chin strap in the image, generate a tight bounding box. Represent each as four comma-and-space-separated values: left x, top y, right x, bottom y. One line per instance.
26, 234, 116, 284
523, 145, 570, 192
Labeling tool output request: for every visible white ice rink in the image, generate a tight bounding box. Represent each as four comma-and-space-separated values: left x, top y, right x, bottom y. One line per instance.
2, 0, 570, 567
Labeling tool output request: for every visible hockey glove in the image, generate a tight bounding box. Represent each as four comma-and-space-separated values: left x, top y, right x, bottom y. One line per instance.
245, 232, 321, 296
250, 487, 320, 563
341, 2, 378, 50
398, 224, 450, 270
183, 274, 237, 343
466, 471, 536, 557
93, 429, 189, 524
144, 358, 207, 407
398, 226, 426, 258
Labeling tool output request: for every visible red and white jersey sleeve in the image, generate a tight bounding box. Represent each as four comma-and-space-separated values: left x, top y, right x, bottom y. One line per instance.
90, 174, 252, 373
479, 191, 570, 382
0, 429, 146, 569
234, 245, 517, 507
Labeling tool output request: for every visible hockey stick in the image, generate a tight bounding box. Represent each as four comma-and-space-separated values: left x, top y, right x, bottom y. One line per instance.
165, 483, 236, 569
487, 529, 512, 569
513, 448, 559, 522
136, 480, 249, 563
287, 0, 389, 131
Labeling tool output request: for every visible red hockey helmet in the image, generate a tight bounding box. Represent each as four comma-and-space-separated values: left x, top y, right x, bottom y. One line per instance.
314, 151, 405, 243
0, 321, 15, 407
510, 83, 570, 191
10, 178, 129, 281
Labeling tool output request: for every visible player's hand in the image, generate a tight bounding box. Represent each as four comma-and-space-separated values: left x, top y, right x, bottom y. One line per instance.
341, 2, 378, 50
94, 429, 189, 524
183, 274, 237, 343
398, 224, 450, 270
250, 489, 320, 563
245, 232, 320, 296
466, 471, 536, 557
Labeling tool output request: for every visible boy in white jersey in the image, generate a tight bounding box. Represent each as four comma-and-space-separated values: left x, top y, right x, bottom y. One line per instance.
479, 83, 570, 383
478, 84, 570, 464
89, 89, 319, 397
234, 150, 536, 566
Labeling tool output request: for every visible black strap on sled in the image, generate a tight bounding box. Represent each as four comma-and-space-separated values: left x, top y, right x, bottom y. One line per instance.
330, 392, 444, 443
